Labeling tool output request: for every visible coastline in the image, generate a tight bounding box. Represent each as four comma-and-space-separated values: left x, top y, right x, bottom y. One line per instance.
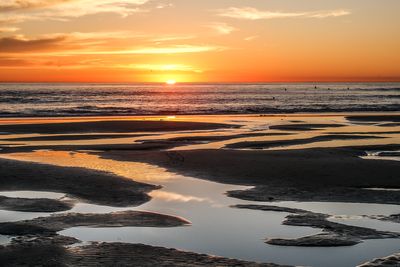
0, 113, 399, 266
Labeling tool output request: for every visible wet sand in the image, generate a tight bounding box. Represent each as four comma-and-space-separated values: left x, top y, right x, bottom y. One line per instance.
358, 252, 400, 267
0, 119, 236, 134
346, 115, 400, 123
0, 158, 156, 207
0, 142, 191, 153
0, 196, 73, 213
0, 240, 286, 267
108, 145, 400, 204
225, 135, 387, 149
269, 123, 346, 131
1, 133, 155, 142
0, 114, 399, 266
234, 205, 400, 247
0, 210, 190, 236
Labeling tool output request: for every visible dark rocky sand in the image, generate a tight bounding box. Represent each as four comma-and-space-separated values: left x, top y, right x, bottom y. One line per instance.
0, 133, 294, 154
234, 205, 400, 247
1, 133, 155, 142
0, 240, 288, 267
378, 122, 400, 127
0, 158, 157, 207
0, 116, 399, 266
138, 132, 292, 144
346, 115, 400, 123
225, 134, 386, 149
269, 123, 346, 131
0, 196, 73, 213
0, 142, 191, 153
357, 252, 400, 267
100, 145, 400, 204
0, 120, 236, 134
0, 210, 190, 236
383, 214, 400, 223
369, 214, 400, 224
328, 131, 400, 135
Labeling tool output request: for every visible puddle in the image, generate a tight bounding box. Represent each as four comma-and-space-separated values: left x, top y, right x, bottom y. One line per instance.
330, 216, 400, 233
0, 191, 65, 199
363, 151, 400, 162
0, 150, 399, 267
0, 235, 10, 245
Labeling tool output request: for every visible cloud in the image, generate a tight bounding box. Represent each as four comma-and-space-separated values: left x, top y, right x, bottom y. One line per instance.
217, 7, 351, 20
0, 27, 20, 33
308, 10, 351, 18
0, 32, 131, 54
155, 2, 173, 9
0, 55, 115, 69
208, 22, 237, 35
129, 63, 203, 73
67, 45, 224, 55
41, 0, 148, 19
0, 32, 224, 56
150, 191, 210, 203
0, 35, 66, 52
244, 35, 258, 41
0, 57, 30, 67
0, 0, 151, 23
0, 0, 75, 12
151, 35, 196, 43
0, 14, 28, 25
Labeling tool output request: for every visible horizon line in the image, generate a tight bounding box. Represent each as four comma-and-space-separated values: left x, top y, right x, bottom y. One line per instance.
1, 81, 400, 84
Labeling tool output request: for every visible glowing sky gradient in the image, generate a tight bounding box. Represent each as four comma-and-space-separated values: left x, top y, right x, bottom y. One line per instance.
0, 0, 399, 82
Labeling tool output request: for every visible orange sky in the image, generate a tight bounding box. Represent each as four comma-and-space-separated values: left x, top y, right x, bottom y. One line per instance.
0, 0, 399, 82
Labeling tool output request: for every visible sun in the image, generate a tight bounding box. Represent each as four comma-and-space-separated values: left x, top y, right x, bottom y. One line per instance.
165, 79, 176, 85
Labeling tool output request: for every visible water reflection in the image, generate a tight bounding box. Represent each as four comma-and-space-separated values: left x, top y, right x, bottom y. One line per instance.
1, 150, 400, 267
0, 235, 10, 245
0, 191, 64, 199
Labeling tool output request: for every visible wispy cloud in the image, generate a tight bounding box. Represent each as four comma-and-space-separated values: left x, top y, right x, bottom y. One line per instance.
0, 35, 67, 52
151, 35, 196, 43
0, 0, 153, 23
0, 14, 28, 25
0, 33, 224, 56
244, 35, 258, 41
0, 0, 76, 12
208, 22, 237, 35
129, 64, 203, 73
155, 2, 173, 9
0, 27, 19, 33
217, 7, 351, 20
0, 31, 134, 53
71, 45, 224, 55
150, 191, 210, 203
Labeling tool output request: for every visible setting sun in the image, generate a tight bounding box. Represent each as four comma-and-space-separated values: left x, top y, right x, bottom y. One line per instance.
166, 79, 176, 85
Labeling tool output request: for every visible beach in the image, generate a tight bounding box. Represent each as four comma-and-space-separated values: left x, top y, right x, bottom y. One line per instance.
0, 113, 399, 266
2, 0, 400, 263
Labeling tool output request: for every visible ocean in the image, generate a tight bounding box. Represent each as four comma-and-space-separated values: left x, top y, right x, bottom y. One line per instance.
0, 82, 399, 117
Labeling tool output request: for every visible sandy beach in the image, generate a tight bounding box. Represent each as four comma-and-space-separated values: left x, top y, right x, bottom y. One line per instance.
0, 114, 399, 266
3, 0, 400, 264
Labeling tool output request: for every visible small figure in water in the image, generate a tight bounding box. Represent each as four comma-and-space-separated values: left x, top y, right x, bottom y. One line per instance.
314, 86, 317, 89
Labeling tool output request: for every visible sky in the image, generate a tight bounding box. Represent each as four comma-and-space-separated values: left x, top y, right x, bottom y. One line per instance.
0, 0, 399, 83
